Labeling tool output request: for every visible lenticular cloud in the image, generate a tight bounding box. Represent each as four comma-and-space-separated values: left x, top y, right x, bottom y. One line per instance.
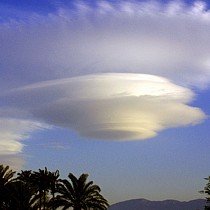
0, 0, 209, 151
8, 73, 206, 140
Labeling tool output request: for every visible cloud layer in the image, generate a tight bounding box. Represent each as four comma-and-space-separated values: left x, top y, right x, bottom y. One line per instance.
3, 73, 206, 140
0, 1, 210, 90
0, 1, 209, 166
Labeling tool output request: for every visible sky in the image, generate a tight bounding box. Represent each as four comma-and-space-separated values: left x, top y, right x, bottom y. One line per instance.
0, 0, 210, 205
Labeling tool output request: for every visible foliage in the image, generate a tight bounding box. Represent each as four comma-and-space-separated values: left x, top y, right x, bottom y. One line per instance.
0, 164, 109, 210
200, 176, 210, 210
55, 173, 109, 210
47, 169, 60, 210
0, 165, 16, 209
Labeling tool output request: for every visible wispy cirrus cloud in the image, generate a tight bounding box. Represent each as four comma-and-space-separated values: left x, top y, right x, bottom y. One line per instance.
0, 1, 210, 90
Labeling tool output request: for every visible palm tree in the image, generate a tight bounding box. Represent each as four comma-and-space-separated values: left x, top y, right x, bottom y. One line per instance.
55, 173, 109, 210
17, 168, 60, 210
0, 165, 16, 209
7, 180, 39, 210
47, 169, 60, 210
33, 167, 51, 210
17, 170, 37, 193
17, 170, 33, 183
16, 170, 40, 209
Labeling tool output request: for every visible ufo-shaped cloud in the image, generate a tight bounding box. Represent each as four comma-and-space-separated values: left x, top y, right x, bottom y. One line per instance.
4, 73, 205, 141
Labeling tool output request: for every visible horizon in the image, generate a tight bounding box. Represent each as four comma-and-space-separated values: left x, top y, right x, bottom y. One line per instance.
0, 0, 210, 205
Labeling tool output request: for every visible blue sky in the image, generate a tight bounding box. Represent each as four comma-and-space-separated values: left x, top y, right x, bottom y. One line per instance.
0, 0, 210, 205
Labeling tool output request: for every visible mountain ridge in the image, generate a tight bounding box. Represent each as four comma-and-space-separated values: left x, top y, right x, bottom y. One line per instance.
108, 198, 206, 210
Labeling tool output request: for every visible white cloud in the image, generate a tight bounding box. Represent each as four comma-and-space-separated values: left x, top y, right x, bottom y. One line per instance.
4, 73, 206, 140
0, 118, 49, 154
0, 139, 23, 155
0, 0, 208, 158
0, 1, 210, 91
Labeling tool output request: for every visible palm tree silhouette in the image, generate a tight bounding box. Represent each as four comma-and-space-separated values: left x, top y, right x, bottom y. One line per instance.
16, 170, 40, 209
33, 167, 51, 210
18, 168, 60, 210
17, 170, 33, 183
7, 180, 39, 210
55, 173, 109, 210
47, 169, 60, 210
0, 165, 16, 209
0, 165, 109, 210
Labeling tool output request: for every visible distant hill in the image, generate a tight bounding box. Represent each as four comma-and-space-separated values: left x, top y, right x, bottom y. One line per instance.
108, 198, 206, 210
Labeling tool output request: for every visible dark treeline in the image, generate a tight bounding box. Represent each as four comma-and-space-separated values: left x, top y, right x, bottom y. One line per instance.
0, 164, 109, 210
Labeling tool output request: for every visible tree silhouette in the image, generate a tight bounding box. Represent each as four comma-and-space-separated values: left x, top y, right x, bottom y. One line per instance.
7, 180, 39, 210
16, 170, 40, 209
33, 167, 51, 210
18, 170, 33, 184
0, 165, 16, 209
17, 168, 61, 209
201, 176, 210, 210
55, 173, 109, 210
47, 169, 60, 210
0, 164, 109, 210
